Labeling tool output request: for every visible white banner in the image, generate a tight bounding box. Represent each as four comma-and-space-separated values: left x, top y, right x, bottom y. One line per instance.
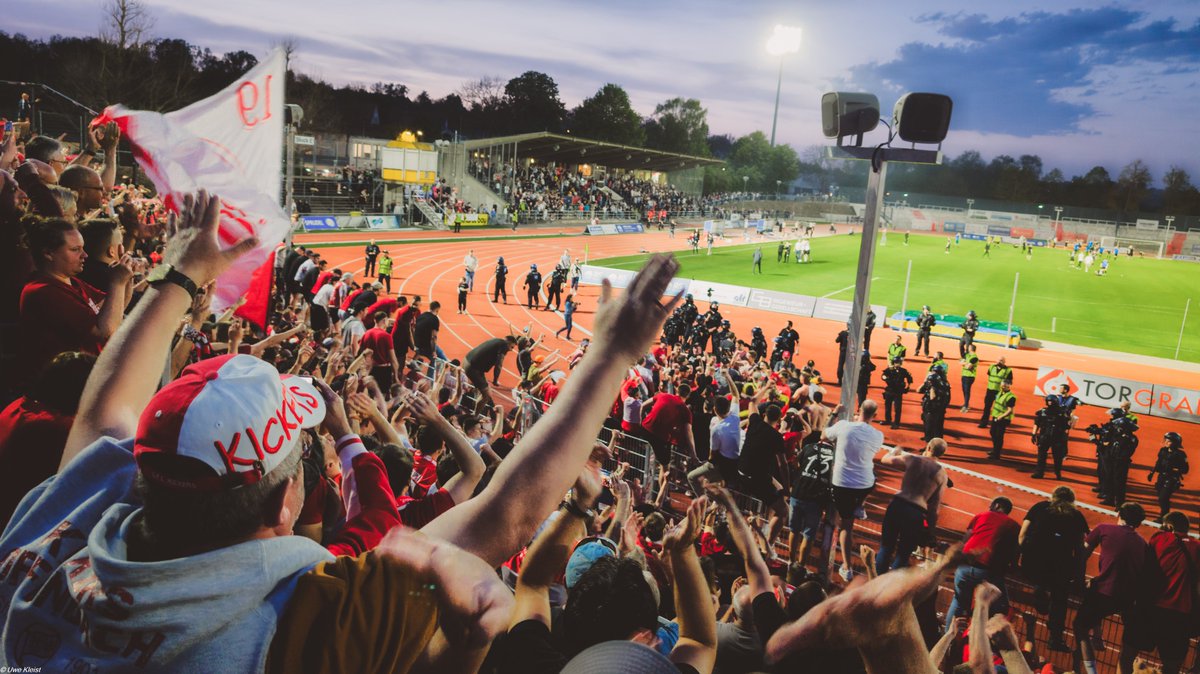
1135, 218, 1160, 230
1033, 366, 1199, 424
687, 279, 751, 307
99, 49, 289, 311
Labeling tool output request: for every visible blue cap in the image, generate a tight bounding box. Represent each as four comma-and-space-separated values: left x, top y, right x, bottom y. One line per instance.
565, 538, 617, 589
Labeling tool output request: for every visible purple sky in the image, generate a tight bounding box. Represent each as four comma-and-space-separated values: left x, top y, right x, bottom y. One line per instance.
11, 0, 1200, 182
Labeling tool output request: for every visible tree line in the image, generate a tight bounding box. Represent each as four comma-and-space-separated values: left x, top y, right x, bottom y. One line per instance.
1, 20, 1196, 217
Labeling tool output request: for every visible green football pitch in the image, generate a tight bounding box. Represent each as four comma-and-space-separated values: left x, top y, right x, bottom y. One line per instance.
593, 233, 1200, 362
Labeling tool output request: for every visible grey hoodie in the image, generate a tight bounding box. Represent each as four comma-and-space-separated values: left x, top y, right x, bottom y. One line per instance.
0, 437, 334, 672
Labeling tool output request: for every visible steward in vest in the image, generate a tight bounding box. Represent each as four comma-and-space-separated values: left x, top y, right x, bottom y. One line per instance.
959, 344, 979, 412
988, 380, 1017, 459
977, 356, 1012, 428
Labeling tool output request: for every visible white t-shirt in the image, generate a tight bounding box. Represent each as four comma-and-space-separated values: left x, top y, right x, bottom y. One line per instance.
312, 283, 335, 308
463, 255, 478, 272
709, 409, 743, 460
622, 396, 642, 425
825, 420, 883, 489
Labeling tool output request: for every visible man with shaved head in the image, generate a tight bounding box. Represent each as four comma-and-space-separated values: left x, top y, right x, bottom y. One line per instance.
58, 165, 106, 212
874, 438, 948, 573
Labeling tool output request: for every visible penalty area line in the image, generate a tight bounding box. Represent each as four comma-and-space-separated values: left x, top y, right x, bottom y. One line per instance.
821, 277, 880, 299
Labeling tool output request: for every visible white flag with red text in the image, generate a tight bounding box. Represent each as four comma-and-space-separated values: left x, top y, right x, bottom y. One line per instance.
96, 48, 288, 311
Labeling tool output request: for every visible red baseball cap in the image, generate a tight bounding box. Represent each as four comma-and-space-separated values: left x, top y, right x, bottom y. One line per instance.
134, 354, 326, 491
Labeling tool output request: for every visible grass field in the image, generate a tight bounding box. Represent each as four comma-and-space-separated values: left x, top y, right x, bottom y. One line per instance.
594, 233, 1200, 362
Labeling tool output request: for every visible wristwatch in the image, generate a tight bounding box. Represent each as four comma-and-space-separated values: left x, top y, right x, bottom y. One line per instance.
146, 264, 199, 299
561, 498, 596, 520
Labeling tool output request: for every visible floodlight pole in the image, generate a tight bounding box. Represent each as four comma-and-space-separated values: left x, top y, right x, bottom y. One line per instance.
828, 146, 942, 416
770, 59, 784, 147
1006, 272, 1020, 346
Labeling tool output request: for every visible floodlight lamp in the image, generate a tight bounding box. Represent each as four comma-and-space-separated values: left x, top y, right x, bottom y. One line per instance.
766, 25, 803, 56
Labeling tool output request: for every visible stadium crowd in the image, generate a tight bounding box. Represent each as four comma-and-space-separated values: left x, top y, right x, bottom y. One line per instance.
0, 123, 1197, 674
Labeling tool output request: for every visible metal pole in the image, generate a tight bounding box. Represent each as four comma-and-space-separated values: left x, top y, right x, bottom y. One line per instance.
839, 160, 887, 414
1006, 272, 1020, 347
900, 259, 912, 332
769, 58, 783, 147
1175, 298, 1191, 360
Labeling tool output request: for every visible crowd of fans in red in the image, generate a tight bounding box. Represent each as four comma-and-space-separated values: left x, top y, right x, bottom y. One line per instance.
0, 119, 1197, 674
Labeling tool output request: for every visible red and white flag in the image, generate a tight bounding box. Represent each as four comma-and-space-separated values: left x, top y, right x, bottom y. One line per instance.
96, 48, 289, 311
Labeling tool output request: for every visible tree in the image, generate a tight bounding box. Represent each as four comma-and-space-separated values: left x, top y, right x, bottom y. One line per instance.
502, 71, 566, 133
1114, 159, 1152, 214
569, 84, 644, 146
100, 0, 155, 50
644, 98, 710, 156
707, 134, 735, 159
1161, 166, 1199, 215
458, 76, 505, 111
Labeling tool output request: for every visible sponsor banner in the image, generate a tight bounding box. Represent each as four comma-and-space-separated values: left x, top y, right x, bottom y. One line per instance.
812, 299, 887, 325
293, 134, 315, 146
747, 219, 766, 233
987, 225, 1013, 237
942, 221, 965, 233
1136, 218, 1160, 230
687, 279, 752, 307
1171, 254, 1200, 263
1033, 367, 1200, 424
302, 215, 339, 231
965, 223, 989, 236
615, 223, 644, 234
452, 213, 490, 227
747, 289, 817, 317
587, 224, 618, 235
366, 215, 399, 230
1011, 227, 1035, 238
703, 220, 715, 232
963, 233, 988, 241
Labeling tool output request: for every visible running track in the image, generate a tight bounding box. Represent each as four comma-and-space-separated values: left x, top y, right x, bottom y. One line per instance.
299, 227, 1198, 555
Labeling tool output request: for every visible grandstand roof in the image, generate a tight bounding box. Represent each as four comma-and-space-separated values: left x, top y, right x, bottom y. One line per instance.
459, 132, 722, 172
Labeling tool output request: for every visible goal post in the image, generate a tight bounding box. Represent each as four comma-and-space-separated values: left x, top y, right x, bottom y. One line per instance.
1099, 236, 1164, 258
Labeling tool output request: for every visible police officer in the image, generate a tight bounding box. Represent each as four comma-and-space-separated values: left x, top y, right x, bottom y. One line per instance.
887, 334, 907, 363
1089, 408, 1139, 507
716, 320, 736, 361
960, 310, 979, 357
881, 356, 913, 429
769, 335, 788, 368
1031, 396, 1069, 479
750, 327, 768, 362
777, 241, 785, 262
915, 305, 936, 357
857, 351, 876, 407
1049, 383, 1082, 448
959, 343, 979, 412
663, 308, 685, 346
680, 294, 699, 327
1148, 431, 1188, 522
977, 356, 1012, 428
364, 240, 380, 277
987, 380, 1017, 460
523, 263, 543, 309
778, 320, 800, 359
703, 302, 724, 354
864, 308, 877, 351
919, 364, 951, 441
544, 265, 567, 311
835, 326, 850, 384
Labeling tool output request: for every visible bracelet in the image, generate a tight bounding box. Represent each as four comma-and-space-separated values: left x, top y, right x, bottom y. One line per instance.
561, 498, 595, 520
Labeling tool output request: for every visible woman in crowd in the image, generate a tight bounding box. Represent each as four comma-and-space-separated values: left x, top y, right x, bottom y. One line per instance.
17, 217, 132, 384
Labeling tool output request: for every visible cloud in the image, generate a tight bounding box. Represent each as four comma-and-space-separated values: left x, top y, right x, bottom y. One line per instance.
846, 8, 1200, 137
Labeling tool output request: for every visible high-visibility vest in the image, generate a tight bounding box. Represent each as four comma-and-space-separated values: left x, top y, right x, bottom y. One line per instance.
929, 358, 947, 372
962, 354, 979, 377
986, 364, 1012, 391
888, 343, 906, 361
992, 391, 1016, 419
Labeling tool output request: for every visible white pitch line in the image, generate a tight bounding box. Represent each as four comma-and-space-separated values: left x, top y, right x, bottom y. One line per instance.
821, 277, 880, 299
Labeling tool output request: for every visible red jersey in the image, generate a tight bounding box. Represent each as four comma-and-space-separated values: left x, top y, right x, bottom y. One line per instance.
641, 393, 691, 443
359, 327, 394, 363
1149, 530, 1200, 613
363, 298, 399, 329
18, 274, 107, 381
0, 397, 73, 523
962, 510, 1021, 573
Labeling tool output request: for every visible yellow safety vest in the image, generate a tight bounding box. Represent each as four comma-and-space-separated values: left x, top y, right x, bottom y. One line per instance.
962, 354, 979, 377
986, 364, 1011, 391
991, 391, 1015, 419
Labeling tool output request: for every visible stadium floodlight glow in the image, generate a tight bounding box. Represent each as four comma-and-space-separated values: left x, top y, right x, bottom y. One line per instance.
766, 25, 802, 56
820, 92, 879, 147
892, 92, 953, 145
766, 24, 802, 147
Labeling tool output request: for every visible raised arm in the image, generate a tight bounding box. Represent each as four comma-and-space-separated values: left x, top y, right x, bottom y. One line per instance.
707, 486, 772, 596
61, 191, 258, 470
664, 497, 718, 674
422, 255, 681, 567
410, 391, 485, 505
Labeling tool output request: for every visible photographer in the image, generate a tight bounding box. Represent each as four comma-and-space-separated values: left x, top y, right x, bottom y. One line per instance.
1031, 395, 1070, 479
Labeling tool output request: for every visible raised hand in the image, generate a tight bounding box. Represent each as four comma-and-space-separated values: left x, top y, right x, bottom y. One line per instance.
573, 442, 610, 507
591, 254, 681, 364
664, 496, 706, 552
162, 190, 259, 287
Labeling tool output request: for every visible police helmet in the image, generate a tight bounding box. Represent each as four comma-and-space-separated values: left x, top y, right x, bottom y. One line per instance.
685, 294, 693, 301
722, 320, 730, 328
774, 335, 785, 345
1044, 395, 1057, 405
1164, 431, 1183, 448
967, 310, 976, 318
752, 326, 763, 335
712, 302, 720, 308
1107, 407, 1125, 418
922, 304, 931, 311
531, 263, 538, 270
